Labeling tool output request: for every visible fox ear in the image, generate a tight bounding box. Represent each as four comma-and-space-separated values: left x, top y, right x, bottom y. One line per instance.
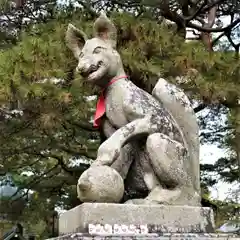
93, 12, 117, 48
65, 24, 88, 59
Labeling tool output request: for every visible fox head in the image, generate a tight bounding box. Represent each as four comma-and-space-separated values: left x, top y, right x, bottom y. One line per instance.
66, 13, 125, 87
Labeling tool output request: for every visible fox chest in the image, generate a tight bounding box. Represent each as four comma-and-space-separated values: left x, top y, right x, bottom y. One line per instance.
105, 93, 128, 128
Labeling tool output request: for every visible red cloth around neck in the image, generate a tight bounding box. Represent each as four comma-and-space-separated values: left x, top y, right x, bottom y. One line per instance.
93, 76, 127, 128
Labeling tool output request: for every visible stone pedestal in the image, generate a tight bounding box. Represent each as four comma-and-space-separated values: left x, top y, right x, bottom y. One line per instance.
59, 203, 215, 236
48, 233, 240, 240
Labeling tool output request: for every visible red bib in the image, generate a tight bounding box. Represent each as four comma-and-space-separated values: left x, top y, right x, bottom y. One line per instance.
93, 76, 128, 128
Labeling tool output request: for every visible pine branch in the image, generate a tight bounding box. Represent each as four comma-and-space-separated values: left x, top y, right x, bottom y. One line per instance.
194, 103, 208, 113
9, 164, 59, 202
226, 31, 240, 59
77, 0, 98, 18
35, 152, 75, 176
184, 0, 208, 21
67, 119, 98, 132
212, 31, 225, 46
187, 18, 240, 33
57, 144, 97, 159
202, 0, 226, 12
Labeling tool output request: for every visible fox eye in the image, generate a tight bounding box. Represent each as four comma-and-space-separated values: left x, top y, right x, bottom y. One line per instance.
93, 47, 105, 54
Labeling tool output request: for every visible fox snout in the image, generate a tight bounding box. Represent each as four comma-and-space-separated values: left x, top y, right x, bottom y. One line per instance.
76, 61, 90, 74
77, 63, 98, 77
76, 58, 104, 78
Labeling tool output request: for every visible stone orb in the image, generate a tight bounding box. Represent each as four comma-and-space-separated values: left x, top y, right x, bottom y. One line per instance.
77, 166, 124, 203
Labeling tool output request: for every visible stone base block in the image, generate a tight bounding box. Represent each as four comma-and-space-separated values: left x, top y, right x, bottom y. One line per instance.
59, 203, 215, 235
47, 233, 240, 240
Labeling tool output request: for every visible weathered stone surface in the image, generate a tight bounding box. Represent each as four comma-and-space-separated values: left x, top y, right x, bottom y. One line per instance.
59, 203, 215, 235
77, 166, 124, 203
65, 13, 201, 206
47, 233, 240, 240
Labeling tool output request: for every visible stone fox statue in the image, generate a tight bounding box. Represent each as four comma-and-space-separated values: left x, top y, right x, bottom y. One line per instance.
66, 13, 201, 206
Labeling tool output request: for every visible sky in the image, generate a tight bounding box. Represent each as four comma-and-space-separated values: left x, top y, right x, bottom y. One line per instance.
200, 144, 238, 201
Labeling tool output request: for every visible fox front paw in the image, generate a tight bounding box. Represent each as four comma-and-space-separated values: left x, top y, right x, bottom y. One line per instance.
95, 143, 121, 166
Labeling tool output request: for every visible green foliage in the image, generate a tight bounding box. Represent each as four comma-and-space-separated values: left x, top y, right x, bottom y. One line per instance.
214, 200, 240, 227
